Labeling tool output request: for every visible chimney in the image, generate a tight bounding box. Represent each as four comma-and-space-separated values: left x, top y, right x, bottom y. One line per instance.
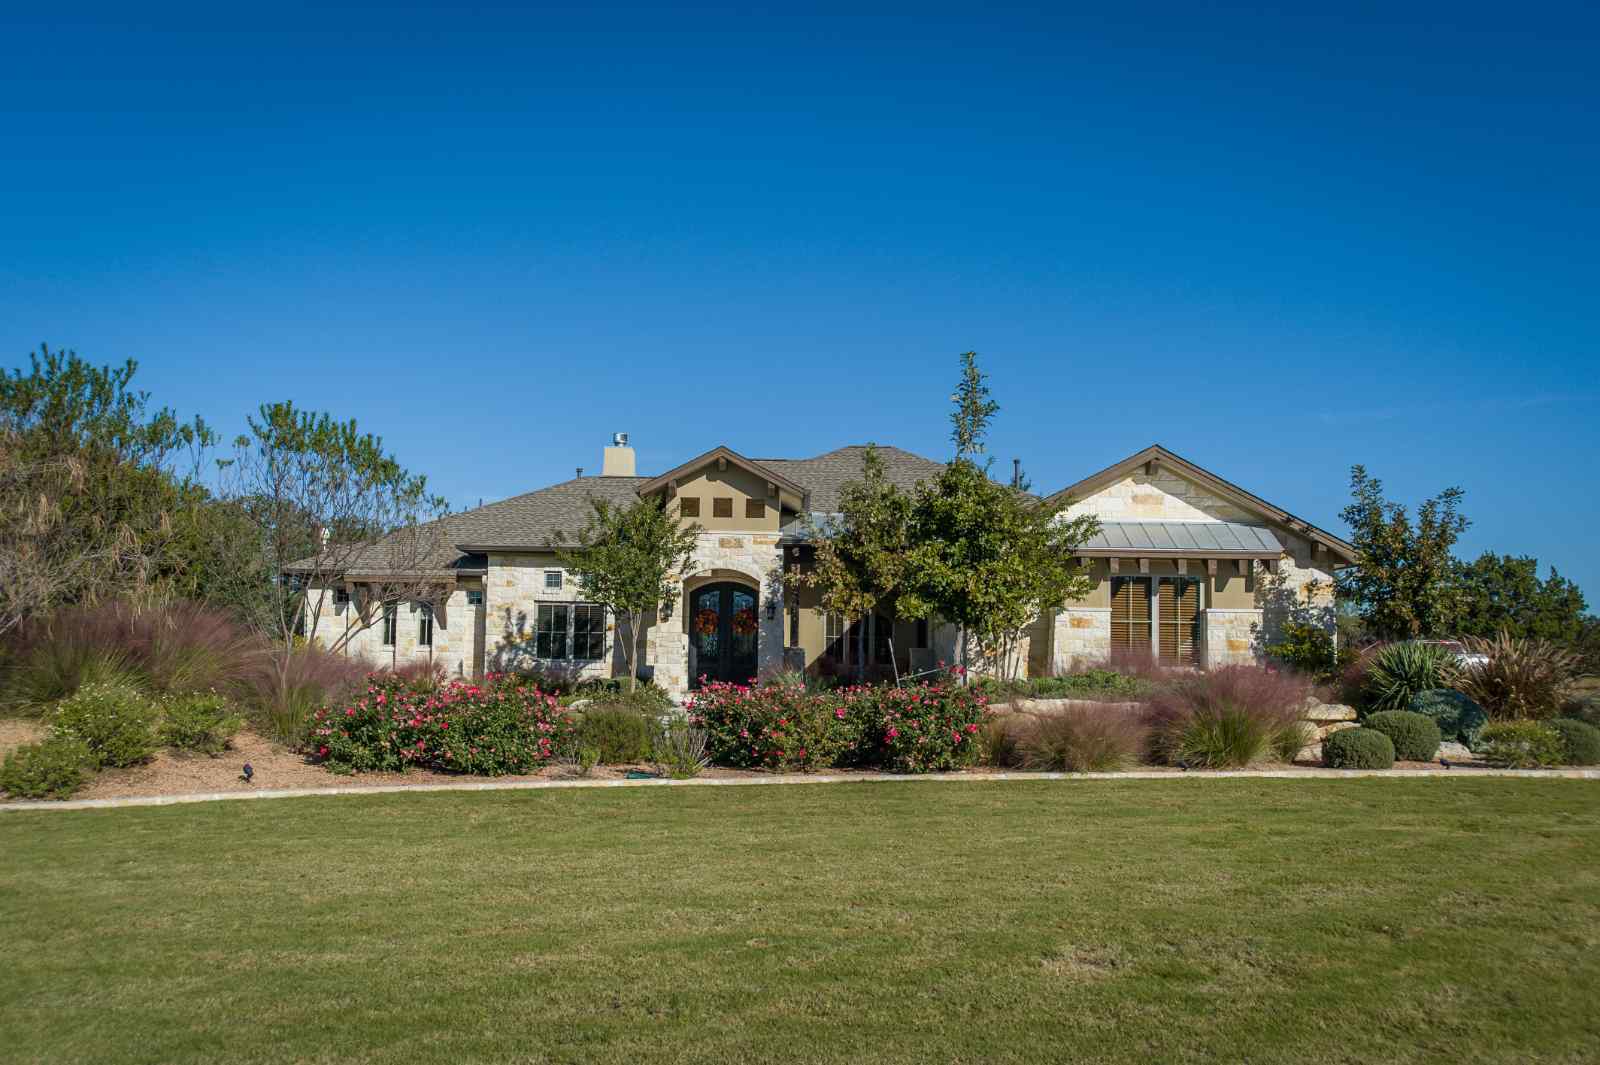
602, 431, 636, 476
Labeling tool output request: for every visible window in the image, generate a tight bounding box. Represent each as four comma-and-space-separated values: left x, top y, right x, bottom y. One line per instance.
572, 604, 606, 661
914, 618, 929, 649
1158, 577, 1201, 664
544, 570, 563, 590
333, 587, 350, 607
381, 603, 397, 646
713, 497, 733, 518
417, 604, 433, 647
873, 614, 893, 664
825, 611, 847, 661
536, 604, 570, 659
1110, 577, 1151, 654
745, 499, 765, 520
788, 605, 799, 647
679, 497, 701, 517
465, 589, 484, 606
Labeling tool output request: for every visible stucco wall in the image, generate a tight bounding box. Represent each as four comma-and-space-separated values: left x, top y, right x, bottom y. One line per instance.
667, 466, 782, 532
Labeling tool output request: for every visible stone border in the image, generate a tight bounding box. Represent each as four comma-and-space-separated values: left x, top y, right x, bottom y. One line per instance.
3, 766, 1596, 813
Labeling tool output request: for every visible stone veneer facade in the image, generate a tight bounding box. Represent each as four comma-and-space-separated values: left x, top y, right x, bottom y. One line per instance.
307, 583, 484, 678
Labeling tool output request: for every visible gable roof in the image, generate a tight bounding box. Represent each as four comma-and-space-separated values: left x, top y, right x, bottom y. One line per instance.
634, 445, 809, 502
1043, 444, 1357, 564
753, 445, 946, 512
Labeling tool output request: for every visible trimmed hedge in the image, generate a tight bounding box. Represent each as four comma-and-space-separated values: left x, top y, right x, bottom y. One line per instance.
1408, 688, 1489, 750
1363, 710, 1442, 762
1549, 718, 1600, 766
1322, 727, 1395, 769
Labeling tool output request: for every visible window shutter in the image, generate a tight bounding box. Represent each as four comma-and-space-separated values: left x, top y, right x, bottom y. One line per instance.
1110, 577, 1151, 652
1158, 578, 1200, 664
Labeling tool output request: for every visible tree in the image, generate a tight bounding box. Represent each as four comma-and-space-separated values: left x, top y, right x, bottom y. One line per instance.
1336, 466, 1468, 640
803, 445, 915, 679
898, 353, 1099, 680
225, 402, 448, 665
0, 347, 216, 634
558, 498, 700, 691
1452, 553, 1590, 646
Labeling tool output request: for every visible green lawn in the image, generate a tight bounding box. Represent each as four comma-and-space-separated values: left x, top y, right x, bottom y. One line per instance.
3, 780, 1598, 1064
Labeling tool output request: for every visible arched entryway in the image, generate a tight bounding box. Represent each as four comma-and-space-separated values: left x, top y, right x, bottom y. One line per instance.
688, 581, 759, 686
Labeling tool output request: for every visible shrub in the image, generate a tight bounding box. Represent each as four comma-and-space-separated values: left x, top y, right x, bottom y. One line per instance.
244, 646, 370, 743
1363, 642, 1454, 713
1408, 688, 1489, 749
856, 682, 989, 774
576, 705, 653, 764
158, 692, 243, 756
688, 679, 859, 772
1449, 632, 1582, 721
1548, 718, 1600, 766
1144, 666, 1309, 769
1270, 720, 1314, 763
1322, 727, 1394, 769
1019, 706, 1145, 772
652, 720, 711, 779
49, 683, 159, 768
0, 736, 92, 799
308, 673, 574, 776
976, 669, 1148, 704
1561, 694, 1600, 729
1362, 710, 1442, 762
1266, 621, 1351, 680
1478, 720, 1565, 769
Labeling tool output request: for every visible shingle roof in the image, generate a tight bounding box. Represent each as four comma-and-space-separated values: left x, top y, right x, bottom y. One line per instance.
753, 445, 945, 512
1077, 520, 1283, 556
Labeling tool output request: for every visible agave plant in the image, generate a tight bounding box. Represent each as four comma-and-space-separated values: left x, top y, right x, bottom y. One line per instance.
1362, 641, 1454, 714
1449, 631, 1581, 720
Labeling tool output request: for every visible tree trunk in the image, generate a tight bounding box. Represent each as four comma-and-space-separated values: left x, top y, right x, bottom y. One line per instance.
856, 615, 867, 682
627, 609, 642, 692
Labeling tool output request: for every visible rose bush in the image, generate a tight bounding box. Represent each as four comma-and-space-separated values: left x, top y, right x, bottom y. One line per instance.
307, 673, 573, 776
687, 672, 988, 774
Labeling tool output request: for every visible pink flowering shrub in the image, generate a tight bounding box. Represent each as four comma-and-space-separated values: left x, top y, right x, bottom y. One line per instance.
687, 673, 988, 774
306, 673, 574, 776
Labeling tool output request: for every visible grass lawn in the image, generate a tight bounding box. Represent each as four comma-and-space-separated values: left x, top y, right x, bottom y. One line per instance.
3, 780, 1598, 1064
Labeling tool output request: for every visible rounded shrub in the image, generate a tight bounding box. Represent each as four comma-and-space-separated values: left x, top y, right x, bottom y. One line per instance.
1322, 727, 1395, 770
49, 683, 158, 768
575, 705, 653, 764
1363, 642, 1454, 714
1363, 710, 1442, 762
1408, 688, 1488, 750
1549, 718, 1600, 766
159, 692, 243, 756
1562, 694, 1600, 730
0, 736, 93, 799
1477, 721, 1565, 769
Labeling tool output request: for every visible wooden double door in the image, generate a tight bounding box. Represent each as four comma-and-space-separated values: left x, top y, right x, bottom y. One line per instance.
1110, 576, 1201, 664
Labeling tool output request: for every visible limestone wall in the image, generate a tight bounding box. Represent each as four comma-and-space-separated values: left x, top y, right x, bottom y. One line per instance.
1052, 607, 1111, 673
306, 583, 482, 678
483, 552, 617, 682
1061, 470, 1257, 524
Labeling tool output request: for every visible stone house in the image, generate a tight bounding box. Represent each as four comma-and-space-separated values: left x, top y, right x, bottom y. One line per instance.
296, 439, 1355, 698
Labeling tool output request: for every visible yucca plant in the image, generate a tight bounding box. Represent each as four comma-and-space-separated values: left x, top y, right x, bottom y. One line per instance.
1362, 641, 1454, 713
1449, 632, 1581, 721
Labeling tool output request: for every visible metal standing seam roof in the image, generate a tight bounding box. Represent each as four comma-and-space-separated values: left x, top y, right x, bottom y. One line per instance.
1077, 521, 1283, 555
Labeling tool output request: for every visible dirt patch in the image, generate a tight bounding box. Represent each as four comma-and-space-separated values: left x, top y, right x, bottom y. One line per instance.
0, 717, 47, 757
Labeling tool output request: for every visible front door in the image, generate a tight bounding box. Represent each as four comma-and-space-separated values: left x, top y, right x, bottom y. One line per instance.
690, 582, 759, 686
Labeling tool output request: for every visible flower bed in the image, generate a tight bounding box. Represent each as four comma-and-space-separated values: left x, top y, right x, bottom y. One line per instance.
686, 674, 988, 774
307, 673, 574, 775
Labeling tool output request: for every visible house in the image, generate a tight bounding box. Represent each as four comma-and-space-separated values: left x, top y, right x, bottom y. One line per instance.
298, 439, 1355, 697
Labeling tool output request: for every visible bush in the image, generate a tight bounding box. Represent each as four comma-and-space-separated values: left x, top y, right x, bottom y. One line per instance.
853, 682, 989, 774
158, 692, 243, 756
1266, 620, 1350, 680
1144, 666, 1309, 769
0, 736, 92, 799
308, 673, 574, 776
1270, 720, 1314, 762
1450, 632, 1582, 721
1363, 710, 1442, 762
1478, 720, 1565, 768
1322, 727, 1395, 769
1548, 718, 1600, 766
576, 705, 653, 764
1562, 694, 1600, 729
979, 715, 1026, 768
244, 646, 370, 743
49, 683, 159, 768
1019, 707, 1145, 772
976, 669, 1148, 703
1363, 642, 1454, 713
1408, 688, 1489, 750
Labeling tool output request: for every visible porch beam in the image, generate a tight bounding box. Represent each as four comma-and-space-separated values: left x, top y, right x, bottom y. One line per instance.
1138, 557, 1150, 574
1206, 558, 1217, 577
1175, 558, 1187, 575
1108, 556, 1120, 574
1238, 559, 1251, 578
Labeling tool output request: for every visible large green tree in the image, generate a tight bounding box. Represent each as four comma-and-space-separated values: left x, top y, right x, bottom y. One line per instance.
558, 498, 701, 691
1451, 553, 1590, 645
897, 352, 1099, 680
1337, 466, 1468, 640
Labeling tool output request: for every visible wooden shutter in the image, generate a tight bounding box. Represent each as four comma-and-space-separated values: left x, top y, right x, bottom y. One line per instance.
1110, 577, 1151, 653
1158, 578, 1200, 664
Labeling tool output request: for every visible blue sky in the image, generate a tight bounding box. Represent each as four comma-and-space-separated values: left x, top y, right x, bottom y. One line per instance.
3, 4, 1597, 599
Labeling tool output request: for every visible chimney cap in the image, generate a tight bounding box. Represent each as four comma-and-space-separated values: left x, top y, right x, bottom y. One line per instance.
612, 432, 629, 447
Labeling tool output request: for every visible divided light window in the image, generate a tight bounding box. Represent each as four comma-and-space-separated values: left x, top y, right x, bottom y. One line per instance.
572, 604, 606, 662
381, 603, 398, 647
417, 605, 433, 648
1109, 577, 1151, 654
536, 604, 569, 659
824, 611, 847, 661
544, 570, 563, 590
873, 615, 893, 664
